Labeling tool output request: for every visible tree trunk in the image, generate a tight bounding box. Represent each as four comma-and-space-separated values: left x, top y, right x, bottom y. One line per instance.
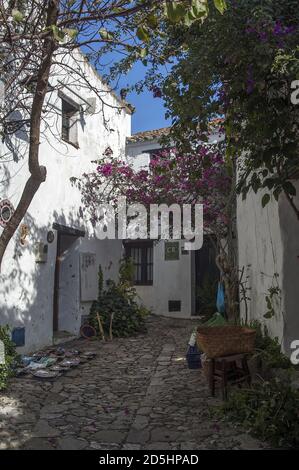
214, 175, 239, 323
0, 0, 59, 271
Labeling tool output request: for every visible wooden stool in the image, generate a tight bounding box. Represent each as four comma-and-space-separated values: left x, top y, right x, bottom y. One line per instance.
209, 353, 251, 400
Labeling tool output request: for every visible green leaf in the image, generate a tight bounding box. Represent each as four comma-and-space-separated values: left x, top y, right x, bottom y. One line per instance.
282, 181, 296, 197
112, 7, 125, 14
64, 29, 78, 39
99, 28, 114, 41
146, 14, 158, 29
139, 48, 147, 59
213, 0, 227, 14
136, 26, 150, 43
266, 297, 272, 310
50, 25, 66, 42
125, 44, 135, 53
273, 187, 281, 201
190, 0, 208, 19
165, 1, 187, 23
12, 9, 24, 22
183, 12, 195, 27
264, 311, 274, 319
261, 193, 270, 208
264, 178, 276, 190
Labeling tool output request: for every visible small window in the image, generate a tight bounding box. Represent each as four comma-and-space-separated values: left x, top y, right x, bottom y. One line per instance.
168, 300, 181, 312
124, 241, 153, 286
61, 98, 79, 147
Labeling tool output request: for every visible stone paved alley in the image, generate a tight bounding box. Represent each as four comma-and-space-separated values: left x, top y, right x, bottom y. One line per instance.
0, 316, 266, 450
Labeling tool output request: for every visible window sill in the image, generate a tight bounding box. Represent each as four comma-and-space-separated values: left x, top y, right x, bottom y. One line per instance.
134, 282, 153, 287
61, 138, 79, 149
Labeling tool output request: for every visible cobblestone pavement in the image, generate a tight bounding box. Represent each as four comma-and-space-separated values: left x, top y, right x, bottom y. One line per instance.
0, 316, 266, 450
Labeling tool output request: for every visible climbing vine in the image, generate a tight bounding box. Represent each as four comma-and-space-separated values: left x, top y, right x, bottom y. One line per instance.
130, 0, 299, 217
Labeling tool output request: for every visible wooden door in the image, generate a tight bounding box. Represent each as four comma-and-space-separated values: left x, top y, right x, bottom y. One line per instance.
195, 237, 219, 314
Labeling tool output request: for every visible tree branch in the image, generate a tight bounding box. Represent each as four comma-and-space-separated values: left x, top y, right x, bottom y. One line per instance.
0, 0, 59, 270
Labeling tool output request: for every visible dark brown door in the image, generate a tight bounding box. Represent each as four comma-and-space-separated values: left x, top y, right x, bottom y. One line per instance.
195, 236, 219, 314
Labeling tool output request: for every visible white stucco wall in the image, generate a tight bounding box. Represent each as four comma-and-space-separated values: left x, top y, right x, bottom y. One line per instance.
0, 51, 131, 353
237, 191, 284, 341
134, 240, 193, 318
237, 181, 299, 353
126, 140, 162, 167
278, 181, 299, 354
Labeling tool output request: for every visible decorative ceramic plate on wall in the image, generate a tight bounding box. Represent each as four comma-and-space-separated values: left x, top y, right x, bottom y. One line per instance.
0, 199, 14, 228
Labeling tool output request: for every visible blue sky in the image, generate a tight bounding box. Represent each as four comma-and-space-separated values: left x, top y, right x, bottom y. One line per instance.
84, 42, 171, 134
128, 87, 170, 134
106, 59, 171, 134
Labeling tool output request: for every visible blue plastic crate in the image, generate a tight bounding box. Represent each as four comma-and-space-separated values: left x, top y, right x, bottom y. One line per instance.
186, 345, 202, 369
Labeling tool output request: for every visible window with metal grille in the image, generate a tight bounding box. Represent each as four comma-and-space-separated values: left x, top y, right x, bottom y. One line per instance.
61, 98, 79, 147
124, 241, 153, 285
168, 300, 181, 312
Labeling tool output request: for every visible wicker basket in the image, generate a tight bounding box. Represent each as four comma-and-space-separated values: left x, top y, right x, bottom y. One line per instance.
197, 325, 256, 358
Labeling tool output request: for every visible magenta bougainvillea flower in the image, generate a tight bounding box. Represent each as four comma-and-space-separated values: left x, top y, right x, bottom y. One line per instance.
79, 144, 232, 238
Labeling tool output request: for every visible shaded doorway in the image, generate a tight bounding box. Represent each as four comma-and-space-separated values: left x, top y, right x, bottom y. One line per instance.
53, 223, 85, 333
195, 236, 219, 316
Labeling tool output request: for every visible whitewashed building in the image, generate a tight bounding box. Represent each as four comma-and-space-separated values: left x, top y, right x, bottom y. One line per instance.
125, 128, 220, 320
3, 56, 297, 358
0, 52, 131, 353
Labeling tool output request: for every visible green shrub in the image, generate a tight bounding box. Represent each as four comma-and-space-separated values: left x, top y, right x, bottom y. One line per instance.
119, 256, 135, 286
213, 321, 297, 447
89, 259, 149, 338
217, 378, 299, 448
249, 321, 292, 370
0, 325, 18, 391
257, 335, 292, 370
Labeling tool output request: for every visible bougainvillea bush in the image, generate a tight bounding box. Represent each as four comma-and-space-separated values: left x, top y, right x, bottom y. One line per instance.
77, 143, 232, 237
75, 142, 240, 321
160, 0, 299, 217
124, 0, 298, 218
